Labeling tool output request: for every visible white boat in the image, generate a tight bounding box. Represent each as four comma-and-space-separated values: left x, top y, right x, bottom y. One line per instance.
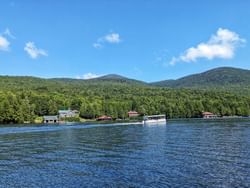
142, 115, 166, 124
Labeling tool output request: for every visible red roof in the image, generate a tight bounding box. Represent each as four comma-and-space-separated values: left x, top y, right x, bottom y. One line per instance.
202, 112, 214, 115
128, 111, 139, 114
96, 115, 112, 120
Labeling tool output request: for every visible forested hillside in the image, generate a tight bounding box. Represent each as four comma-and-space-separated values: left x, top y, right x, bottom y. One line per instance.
0, 72, 250, 123
151, 67, 250, 93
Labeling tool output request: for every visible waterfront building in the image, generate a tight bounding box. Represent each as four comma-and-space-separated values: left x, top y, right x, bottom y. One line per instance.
128, 111, 140, 118
202, 112, 218, 118
58, 109, 79, 118
43, 116, 59, 124
96, 115, 112, 121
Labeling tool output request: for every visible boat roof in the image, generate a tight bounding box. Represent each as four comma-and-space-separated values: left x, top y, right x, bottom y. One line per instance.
144, 115, 166, 118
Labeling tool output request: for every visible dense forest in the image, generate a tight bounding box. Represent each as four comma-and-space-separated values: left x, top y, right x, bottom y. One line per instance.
0, 71, 250, 123
152, 67, 250, 94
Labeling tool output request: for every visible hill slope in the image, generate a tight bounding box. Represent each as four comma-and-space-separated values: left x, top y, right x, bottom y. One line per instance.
0, 74, 147, 92
88, 74, 147, 85
1, 67, 250, 93
0, 67, 250, 123
151, 67, 250, 90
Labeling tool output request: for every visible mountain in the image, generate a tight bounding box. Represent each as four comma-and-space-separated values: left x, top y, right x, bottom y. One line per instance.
1, 67, 250, 92
0, 73, 147, 92
94, 74, 128, 80
151, 67, 250, 90
86, 74, 147, 85
1, 67, 250, 123
50, 74, 147, 85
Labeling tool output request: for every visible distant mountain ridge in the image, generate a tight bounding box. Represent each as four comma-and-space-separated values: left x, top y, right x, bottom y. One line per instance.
151, 67, 250, 89
0, 67, 250, 92
89, 74, 147, 85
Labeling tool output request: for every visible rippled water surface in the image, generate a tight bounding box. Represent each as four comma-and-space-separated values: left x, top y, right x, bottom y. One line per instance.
0, 120, 250, 188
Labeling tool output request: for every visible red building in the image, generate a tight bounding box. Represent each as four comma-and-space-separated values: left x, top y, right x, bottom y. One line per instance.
128, 111, 140, 118
96, 115, 112, 121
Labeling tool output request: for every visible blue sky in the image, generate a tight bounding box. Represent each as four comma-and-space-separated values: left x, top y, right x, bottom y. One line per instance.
0, 0, 249, 82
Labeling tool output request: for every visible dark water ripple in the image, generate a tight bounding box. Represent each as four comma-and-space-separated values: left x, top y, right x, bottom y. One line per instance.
0, 120, 250, 187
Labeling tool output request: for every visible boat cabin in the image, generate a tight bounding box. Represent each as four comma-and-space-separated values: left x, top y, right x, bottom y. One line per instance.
143, 114, 166, 124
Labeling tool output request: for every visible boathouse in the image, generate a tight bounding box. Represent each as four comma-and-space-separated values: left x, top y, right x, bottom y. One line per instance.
202, 112, 218, 119
43, 116, 59, 124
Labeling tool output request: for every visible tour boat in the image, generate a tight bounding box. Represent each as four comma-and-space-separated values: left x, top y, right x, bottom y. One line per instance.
142, 115, 166, 124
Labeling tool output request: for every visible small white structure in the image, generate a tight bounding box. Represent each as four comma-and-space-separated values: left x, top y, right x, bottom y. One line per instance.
43, 116, 59, 124
58, 109, 79, 118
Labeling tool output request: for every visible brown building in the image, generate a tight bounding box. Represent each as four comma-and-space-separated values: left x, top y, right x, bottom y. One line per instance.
96, 115, 112, 121
128, 111, 140, 118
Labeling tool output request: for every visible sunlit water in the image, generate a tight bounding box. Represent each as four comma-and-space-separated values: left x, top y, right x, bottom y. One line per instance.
0, 120, 250, 187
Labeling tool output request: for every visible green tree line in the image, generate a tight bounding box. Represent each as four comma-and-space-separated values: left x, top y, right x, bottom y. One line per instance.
0, 83, 249, 123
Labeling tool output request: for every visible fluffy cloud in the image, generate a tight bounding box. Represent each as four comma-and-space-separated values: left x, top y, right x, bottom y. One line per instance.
103, 33, 121, 43
24, 42, 48, 59
77, 73, 102, 79
170, 28, 246, 65
0, 36, 10, 51
93, 32, 121, 48
0, 28, 16, 51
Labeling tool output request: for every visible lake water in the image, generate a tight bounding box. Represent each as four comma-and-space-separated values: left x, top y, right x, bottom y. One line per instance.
0, 120, 250, 188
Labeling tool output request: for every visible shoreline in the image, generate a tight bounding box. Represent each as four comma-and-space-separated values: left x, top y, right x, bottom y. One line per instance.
0, 116, 250, 126
168, 116, 250, 121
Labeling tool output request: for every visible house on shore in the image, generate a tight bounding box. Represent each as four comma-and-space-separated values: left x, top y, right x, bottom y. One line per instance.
43, 116, 59, 124
202, 112, 218, 119
128, 111, 140, 118
96, 115, 112, 121
58, 109, 79, 118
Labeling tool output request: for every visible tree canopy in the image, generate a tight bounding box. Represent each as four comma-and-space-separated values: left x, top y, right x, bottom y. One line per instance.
0, 75, 249, 123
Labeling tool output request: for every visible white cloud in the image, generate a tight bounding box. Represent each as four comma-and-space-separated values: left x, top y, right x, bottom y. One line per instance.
3, 28, 15, 39
76, 73, 102, 80
0, 28, 15, 51
170, 28, 246, 65
24, 42, 48, 59
0, 35, 10, 51
93, 32, 121, 48
104, 33, 121, 43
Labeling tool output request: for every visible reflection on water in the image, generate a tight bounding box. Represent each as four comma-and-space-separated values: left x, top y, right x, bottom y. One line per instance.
0, 120, 250, 187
